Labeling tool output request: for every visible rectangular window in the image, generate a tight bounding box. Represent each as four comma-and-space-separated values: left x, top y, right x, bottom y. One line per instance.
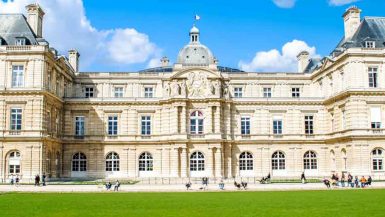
365, 41, 376, 48
11, 65, 24, 87
263, 88, 272, 98
273, 117, 282, 135
241, 117, 250, 135
373, 159, 383, 171
368, 67, 378, 88
371, 107, 381, 129
114, 87, 123, 98
141, 116, 151, 135
234, 87, 243, 98
305, 115, 314, 135
108, 116, 118, 135
15, 38, 26, 45
85, 87, 94, 98
46, 111, 51, 132
291, 87, 300, 98
75, 116, 85, 136
10, 108, 22, 131
144, 87, 154, 98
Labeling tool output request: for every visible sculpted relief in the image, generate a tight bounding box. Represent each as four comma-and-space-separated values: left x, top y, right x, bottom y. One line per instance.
163, 71, 223, 98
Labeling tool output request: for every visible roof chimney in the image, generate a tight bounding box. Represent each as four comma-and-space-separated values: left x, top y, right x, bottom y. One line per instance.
343, 6, 361, 40
297, 51, 310, 73
68, 50, 80, 73
26, 4, 45, 38
161, 56, 170, 67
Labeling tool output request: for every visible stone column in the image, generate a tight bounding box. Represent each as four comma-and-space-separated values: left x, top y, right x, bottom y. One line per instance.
180, 148, 187, 177
128, 148, 137, 178
215, 147, 223, 178
207, 147, 214, 177
215, 106, 221, 134
0, 144, 3, 183
170, 147, 179, 177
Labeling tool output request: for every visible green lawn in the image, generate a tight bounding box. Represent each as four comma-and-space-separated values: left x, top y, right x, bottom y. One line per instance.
1, 190, 385, 217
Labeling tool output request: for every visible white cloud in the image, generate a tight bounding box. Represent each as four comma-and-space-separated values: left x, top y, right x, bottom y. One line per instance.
272, 0, 297, 8
0, 0, 160, 71
238, 40, 319, 72
329, 0, 359, 6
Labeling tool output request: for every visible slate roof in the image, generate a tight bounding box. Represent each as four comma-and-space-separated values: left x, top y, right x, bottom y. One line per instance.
138, 65, 243, 73
0, 14, 39, 45
334, 17, 385, 52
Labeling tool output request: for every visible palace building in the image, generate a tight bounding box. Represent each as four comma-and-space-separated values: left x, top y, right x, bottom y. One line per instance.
1, 4, 385, 182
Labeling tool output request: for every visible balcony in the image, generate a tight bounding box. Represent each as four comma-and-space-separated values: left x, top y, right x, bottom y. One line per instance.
0, 45, 47, 52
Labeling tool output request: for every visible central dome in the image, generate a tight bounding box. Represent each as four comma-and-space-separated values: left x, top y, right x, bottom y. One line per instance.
176, 25, 215, 66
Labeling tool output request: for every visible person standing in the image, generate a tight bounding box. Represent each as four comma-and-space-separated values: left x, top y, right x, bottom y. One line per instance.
301, 172, 306, 184
15, 175, 20, 187
114, 180, 120, 191
42, 173, 46, 186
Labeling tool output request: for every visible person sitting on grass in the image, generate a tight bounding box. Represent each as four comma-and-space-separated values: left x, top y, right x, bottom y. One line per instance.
219, 180, 225, 190
234, 181, 241, 190
360, 176, 367, 188
105, 182, 112, 190
323, 178, 331, 189
366, 176, 372, 186
114, 180, 120, 191
354, 176, 359, 188
185, 181, 192, 190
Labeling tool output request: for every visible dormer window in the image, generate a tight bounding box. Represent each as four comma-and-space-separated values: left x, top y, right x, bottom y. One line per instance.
15, 38, 26, 46
365, 41, 375, 48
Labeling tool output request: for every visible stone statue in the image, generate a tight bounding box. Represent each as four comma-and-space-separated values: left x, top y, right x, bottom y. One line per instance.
163, 82, 170, 97
223, 82, 230, 99
180, 80, 187, 97
187, 71, 208, 97
171, 81, 180, 97
206, 80, 214, 97
214, 80, 221, 97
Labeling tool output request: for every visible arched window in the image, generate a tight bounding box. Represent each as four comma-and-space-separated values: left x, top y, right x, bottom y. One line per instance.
8, 151, 21, 174
190, 151, 205, 171
239, 152, 253, 171
372, 148, 384, 171
139, 152, 153, 171
72, 152, 87, 172
190, 111, 204, 134
272, 151, 285, 170
304, 151, 317, 170
106, 152, 120, 172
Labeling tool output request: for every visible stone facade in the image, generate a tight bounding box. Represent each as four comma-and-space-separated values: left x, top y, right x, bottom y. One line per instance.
1, 5, 385, 182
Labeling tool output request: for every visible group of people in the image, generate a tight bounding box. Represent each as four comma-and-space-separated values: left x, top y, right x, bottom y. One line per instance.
34, 174, 47, 186
105, 180, 120, 191
323, 173, 372, 189
9, 175, 20, 186
185, 177, 227, 190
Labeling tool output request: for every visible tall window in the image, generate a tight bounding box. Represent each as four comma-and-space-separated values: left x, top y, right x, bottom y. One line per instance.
141, 116, 151, 135
263, 88, 272, 98
239, 152, 253, 171
8, 151, 21, 174
85, 87, 94, 98
234, 87, 243, 98
291, 87, 300, 98
10, 108, 22, 131
144, 87, 154, 98
139, 152, 153, 171
368, 67, 378, 88
372, 148, 384, 171
304, 151, 317, 170
75, 116, 85, 136
190, 111, 204, 134
370, 107, 381, 129
241, 117, 250, 135
305, 115, 314, 135
72, 152, 87, 172
105, 152, 119, 171
273, 117, 282, 135
108, 116, 118, 135
114, 87, 123, 98
190, 151, 205, 171
12, 65, 24, 87
272, 151, 285, 170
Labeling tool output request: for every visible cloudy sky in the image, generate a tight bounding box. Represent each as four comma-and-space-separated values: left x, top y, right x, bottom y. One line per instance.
0, 0, 383, 72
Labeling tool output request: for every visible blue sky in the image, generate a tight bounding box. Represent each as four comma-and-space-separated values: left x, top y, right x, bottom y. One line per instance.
1, 0, 384, 72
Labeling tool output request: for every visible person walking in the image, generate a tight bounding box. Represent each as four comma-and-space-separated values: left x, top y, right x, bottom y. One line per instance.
301, 172, 306, 184
15, 175, 20, 187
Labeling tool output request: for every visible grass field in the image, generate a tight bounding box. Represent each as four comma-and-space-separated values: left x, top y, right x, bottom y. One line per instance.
1, 190, 385, 217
